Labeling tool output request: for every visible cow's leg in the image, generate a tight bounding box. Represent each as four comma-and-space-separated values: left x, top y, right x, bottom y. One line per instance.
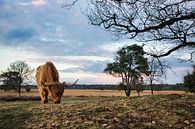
41, 90, 48, 104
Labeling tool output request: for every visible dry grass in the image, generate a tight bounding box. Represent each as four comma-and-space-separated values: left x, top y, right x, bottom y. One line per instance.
0, 89, 187, 97
0, 89, 39, 97
1, 94, 195, 129
64, 90, 187, 97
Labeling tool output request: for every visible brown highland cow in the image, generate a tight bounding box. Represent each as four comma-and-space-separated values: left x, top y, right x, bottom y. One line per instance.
36, 62, 78, 104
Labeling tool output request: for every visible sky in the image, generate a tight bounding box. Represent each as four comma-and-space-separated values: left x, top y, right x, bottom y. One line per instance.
0, 0, 194, 84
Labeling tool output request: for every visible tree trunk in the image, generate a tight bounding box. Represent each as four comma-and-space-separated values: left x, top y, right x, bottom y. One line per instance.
137, 91, 140, 96
125, 84, 131, 96
150, 81, 154, 95
18, 85, 21, 96
18, 77, 22, 96
151, 85, 154, 95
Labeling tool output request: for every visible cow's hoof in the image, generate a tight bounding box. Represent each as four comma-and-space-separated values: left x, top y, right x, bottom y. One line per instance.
42, 100, 48, 104
53, 101, 60, 104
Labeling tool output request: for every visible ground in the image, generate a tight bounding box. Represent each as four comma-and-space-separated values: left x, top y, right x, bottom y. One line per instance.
0, 94, 195, 129
0, 89, 187, 97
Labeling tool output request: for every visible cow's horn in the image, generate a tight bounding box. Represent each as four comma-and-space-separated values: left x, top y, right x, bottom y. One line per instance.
71, 79, 79, 86
64, 79, 79, 86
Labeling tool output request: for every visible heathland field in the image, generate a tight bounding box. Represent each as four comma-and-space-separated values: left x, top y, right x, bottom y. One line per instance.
0, 89, 195, 129
0, 89, 188, 97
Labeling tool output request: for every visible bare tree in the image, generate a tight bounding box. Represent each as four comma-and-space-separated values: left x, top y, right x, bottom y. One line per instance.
7, 60, 34, 95
87, 0, 195, 59
146, 57, 166, 95
61, 0, 79, 10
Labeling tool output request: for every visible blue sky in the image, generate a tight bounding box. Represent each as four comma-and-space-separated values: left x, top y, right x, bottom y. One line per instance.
0, 0, 193, 84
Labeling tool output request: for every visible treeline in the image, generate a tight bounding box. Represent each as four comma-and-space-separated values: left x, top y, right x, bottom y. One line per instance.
66, 84, 186, 91
0, 85, 31, 92
2, 84, 185, 91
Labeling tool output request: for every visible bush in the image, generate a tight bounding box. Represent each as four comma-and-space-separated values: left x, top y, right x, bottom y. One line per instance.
118, 83, 126, 91
25, 87, 31, 92
184, 66, 195, 93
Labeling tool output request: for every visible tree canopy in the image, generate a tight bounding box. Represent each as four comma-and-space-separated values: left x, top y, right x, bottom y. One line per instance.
0, 60, 34, 95
104, 44, 148, 96
0, 71, 21, 91
8, 60, 34, 84
184, 65, 195, 93
87, 0, 195, 59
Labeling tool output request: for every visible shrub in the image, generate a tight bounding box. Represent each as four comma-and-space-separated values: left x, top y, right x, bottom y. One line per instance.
184, 66, 195, 93
25, 87, 31, 92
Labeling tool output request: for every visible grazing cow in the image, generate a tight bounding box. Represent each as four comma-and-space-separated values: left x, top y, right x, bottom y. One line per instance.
35, 62, 78, 104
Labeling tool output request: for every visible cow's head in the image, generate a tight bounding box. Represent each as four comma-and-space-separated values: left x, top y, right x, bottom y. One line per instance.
41, 79, 79, 104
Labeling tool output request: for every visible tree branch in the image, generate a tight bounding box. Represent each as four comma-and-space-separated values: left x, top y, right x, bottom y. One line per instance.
150, 42, 195, 58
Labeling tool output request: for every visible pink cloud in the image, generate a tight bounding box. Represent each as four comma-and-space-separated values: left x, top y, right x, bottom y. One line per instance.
173, 67, 193, 75
83, 48, 98, 53
18, 0, 47, 7
94, 73, 121, 84
0, 23, 14, 29
32, 0, 47, 6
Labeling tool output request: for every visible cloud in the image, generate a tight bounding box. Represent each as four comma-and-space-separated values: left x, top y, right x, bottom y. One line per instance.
60, 67, 84, 73
0, 0, 112, 57
32, 0, 47, 6
85, 62, 107, 73
0, 0, 193, 84
100, 41, 126, 52
18, 0, 47, 7
60, 60, 108, 73
4, 28, 36, 43
59, 71, 121, 84
98, 40, 144, 57
0, 0, 4, 6
25, 54, 111, 73
173, 67, 193, 74
165, 66, 193, 84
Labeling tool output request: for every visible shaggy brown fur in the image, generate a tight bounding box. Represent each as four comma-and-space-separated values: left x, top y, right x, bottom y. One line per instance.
36, 62, 64, 104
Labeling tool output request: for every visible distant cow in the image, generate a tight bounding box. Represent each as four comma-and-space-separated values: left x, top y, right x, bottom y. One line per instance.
36, 62, 78, 104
